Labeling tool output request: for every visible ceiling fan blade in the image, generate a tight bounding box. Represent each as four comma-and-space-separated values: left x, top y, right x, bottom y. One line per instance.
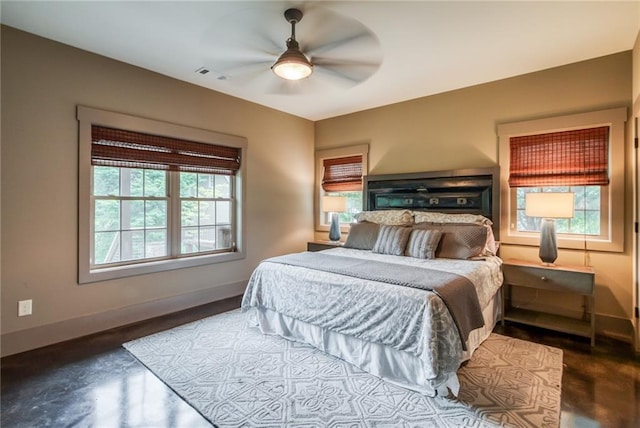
199, 5, 286, 75
311, 54, 381, 85
305, 31, 379, 59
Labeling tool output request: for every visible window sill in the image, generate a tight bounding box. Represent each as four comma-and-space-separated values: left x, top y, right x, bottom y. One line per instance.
79, 251, 245, 284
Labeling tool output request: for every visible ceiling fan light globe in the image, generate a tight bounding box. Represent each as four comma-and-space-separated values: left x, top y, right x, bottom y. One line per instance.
272, 48, 313, 80
273, 61, 313, 80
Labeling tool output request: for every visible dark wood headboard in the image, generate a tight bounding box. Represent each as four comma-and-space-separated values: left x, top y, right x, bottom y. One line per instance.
363, 167, 500, 239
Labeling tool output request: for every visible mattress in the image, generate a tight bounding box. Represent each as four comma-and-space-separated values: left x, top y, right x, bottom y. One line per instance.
241, 247, 503, 396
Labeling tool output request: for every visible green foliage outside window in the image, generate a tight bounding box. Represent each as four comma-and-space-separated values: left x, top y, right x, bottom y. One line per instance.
92, 167, 232, 266
516, 186, 601, 235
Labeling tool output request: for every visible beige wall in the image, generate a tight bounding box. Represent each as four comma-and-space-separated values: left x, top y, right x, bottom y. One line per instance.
316, 52, 634, 341
0, 26, 315, 356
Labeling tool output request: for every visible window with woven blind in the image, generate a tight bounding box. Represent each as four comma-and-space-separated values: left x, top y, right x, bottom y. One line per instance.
498, 107, 626, 253
91, 125, 241, 175
508, 126, 609, 187
315, 145, 368, 233
78, 106, 247, 283
321, 155, 363, 192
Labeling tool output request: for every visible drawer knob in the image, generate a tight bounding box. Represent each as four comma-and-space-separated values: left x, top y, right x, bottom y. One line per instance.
540, 276, 547, 281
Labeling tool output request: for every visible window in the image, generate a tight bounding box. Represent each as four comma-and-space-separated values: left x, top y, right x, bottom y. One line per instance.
498, 107, 626, 252
321, 155, 364, 223
314, 144, 368, 231
78, 106, 247, 283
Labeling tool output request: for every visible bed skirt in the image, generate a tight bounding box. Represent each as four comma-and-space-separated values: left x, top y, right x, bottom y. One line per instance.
253, 292, 500, 397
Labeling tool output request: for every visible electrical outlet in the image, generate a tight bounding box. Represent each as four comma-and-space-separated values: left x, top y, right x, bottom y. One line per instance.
18, 299, 32, 317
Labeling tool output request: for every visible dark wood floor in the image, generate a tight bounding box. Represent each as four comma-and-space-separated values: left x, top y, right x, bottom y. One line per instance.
2, 295, 639, 427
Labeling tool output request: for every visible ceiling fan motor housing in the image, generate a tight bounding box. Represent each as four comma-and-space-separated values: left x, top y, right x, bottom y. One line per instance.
284, 8, 303, 24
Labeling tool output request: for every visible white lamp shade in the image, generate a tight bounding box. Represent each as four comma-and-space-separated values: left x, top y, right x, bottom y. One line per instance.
322, 196, 347, 213
525, 192, 575, 219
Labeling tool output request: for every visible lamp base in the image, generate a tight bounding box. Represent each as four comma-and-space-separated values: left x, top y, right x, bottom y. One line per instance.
328, 213, 341, 242
539, 218, 558, 265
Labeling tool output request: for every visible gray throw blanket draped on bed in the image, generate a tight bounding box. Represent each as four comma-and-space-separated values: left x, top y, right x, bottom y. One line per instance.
265, 252, 484, 350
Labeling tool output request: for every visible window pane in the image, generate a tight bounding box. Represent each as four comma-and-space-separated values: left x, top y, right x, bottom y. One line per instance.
516, 188, 528, 210
571, 186, 586, 210
326, 191, 362, 223
585, 186, 601, 210
569, 210, 586, 234
215, 175, 231, 198
146, 230, 167, 258
122, 200, 145, 229
516, 185, 603, 236
146, 201, 167, 228
180, 172, 197, 198
199, 227, 216, 251
181, 228, 199, 254
121, 168, 143, 197
198, 174, 214, 198
121, 230, 145, 261
95, 231, 119, 264
144, 170, 167, 197
517, 208, 540, 232
93, 167, 120, 196
95, 200, 120, 231
181, 201, 198, 227
586, 211, 601, 235
555, 218, 570, 234
216, 201, 231, 224
199, 201, 215, 226
217, 226, 232, 249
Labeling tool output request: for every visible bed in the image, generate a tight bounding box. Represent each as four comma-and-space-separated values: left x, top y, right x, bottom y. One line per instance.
242, 167, 502, 397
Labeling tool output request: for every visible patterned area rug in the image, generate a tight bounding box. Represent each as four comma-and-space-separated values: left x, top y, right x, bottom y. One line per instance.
124, 309, 562, 427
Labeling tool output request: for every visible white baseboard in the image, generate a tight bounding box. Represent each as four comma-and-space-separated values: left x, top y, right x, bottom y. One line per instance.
1, 281, 247, 357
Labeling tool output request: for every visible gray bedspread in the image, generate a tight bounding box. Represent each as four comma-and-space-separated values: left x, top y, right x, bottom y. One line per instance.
242, 248, 503, 390
263, 252, 483, 350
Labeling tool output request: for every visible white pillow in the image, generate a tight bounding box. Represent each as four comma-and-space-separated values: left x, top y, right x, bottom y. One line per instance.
355, 210, 413, 226
412, 211, 492, 226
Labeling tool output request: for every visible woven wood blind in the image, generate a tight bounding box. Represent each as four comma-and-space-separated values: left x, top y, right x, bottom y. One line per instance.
91, 126, 241, 175
322, 155, 363, 192
508, 126, 609, 187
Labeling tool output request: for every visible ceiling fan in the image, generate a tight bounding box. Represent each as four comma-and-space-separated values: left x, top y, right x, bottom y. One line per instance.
271, 8, 313, 81
200, 5, 383, 95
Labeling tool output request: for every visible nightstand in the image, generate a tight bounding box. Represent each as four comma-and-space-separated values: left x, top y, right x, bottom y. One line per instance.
502, 259, 595, 346
307, 240, 343, 252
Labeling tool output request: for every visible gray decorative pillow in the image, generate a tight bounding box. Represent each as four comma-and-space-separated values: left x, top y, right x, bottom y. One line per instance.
343, 222, 380, 250
405, 229, 443, 259
437, 224, 488, 259
372, 225, 412, 256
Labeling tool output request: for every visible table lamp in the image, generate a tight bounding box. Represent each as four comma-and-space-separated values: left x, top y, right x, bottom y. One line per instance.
525, 192, 575, 265
322, 196, 347, 242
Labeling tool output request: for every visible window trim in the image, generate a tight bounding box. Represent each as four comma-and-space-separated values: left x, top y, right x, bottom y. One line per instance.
314, 144, 368, 233
498, 107, 626, 252
77, 106, 247, 284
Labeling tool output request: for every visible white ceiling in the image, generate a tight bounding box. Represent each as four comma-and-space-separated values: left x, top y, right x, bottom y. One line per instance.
2, 1, 639, 121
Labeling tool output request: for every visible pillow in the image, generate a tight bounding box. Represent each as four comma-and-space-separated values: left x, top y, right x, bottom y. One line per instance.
412, 211, 492, 226
355, 210, 413, 226
414, 222, 488, 259
437, 224, 488, 259
372, 225, 412, 256
405, 229, 442, 259
343, 222, 380, 250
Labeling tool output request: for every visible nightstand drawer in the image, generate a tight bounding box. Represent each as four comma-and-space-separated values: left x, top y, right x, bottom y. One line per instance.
502, 264, 594, 295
